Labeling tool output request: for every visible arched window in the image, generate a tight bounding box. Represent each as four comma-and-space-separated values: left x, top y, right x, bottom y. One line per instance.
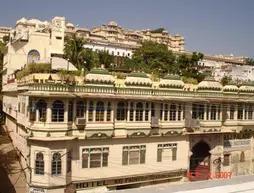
52, 100, 64, 122
117, 102, 126, 121
35, 152, 44, 175
136, 102, 143, 121
170, 104, 176, 121
27, 49, 40, 64
76, 101, 85, 118
51, 152, 61, 175
36, 99, 47, 122
96, 101, 104, 121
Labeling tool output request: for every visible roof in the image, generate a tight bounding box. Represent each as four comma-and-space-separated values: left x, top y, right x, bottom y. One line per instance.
159, 74, 184, 89
125, 72, 152, 86
197, 77, 223, 91
85, 68, 115, 84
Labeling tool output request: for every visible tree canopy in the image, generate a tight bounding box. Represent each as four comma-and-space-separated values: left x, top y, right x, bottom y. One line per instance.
123, 41, 204, 81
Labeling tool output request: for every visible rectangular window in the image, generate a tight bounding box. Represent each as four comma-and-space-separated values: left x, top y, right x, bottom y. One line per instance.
82, 147, 109, 168
169, 104, 176, 121
248, 105, 253, 120
223, 154, 230, 166
238, 105, 243, 120
129, 102, 134, 121
229, 105, 235, 120
164, 104, 168, 121
122, 145, 146, 165
178, 105, 182, 121
157, 143, 177, 162
68, 101, 73, 122
106, 103, 111, 122
88, 102, 93, 122
145, 103, 149, 121
211, 105, 217, 120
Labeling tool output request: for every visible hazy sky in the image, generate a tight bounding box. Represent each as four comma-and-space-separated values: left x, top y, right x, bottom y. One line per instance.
0, 0, 253, 57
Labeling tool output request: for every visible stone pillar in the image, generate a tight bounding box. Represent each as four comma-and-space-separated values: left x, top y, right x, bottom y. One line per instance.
104, 102, 107, 122
64, 99, 68, 123
46, 100, 52, 123
127, 102, 130, 122
204, 104, 207, 121
148, 102, 151, 122
234, 104, 238, 120
162, 103, 165, 121
85, 100, 88, 121
93, 102, 96, 122
133, 102, 136, 122
143, 102, 146, 121
36, 109, 39, 122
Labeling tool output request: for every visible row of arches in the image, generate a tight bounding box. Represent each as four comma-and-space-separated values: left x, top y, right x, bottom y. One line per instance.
30, 100, 156, 123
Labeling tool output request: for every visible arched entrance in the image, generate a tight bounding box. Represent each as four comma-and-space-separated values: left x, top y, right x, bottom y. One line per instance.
189, 141, 211, 181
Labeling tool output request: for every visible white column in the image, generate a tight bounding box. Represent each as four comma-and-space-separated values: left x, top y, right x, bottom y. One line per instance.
35, 109, 39, 122
127, 102, 130, 122
72, 99, 76, 121
93, 101, 96, 122
85, 100, 88, 121
64, 99, 68, 123
133, 102, 136, 121
176, 104, 178, 121
148, 102, 151, 122
143, 102, 146, 121
234, 104, 238, 120
204, 104, 207, 121
162, 103, 165, 121
104, 102, 107, 122
46, 100, 52, 123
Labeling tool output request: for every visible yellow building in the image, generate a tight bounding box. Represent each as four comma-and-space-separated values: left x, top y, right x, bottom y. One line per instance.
2, 67, 254, 193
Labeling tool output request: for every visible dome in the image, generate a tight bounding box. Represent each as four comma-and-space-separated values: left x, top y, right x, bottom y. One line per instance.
108, 21, 118, 27
223, 84, 239, 92
16, 17, 27, 24
125, 72, 152, 87
159, 74, 184, 89
239, 82, 254, 93
66, 22, 74, 28
85, 68, 115, 84
197, 77, 222, 91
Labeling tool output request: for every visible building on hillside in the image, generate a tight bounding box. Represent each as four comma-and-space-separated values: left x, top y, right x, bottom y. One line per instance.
2, 16, 66, 86
0, 26, 11, 42
198, 54, 252, 81
65, 20, 185, 58
2, 62, 254, 193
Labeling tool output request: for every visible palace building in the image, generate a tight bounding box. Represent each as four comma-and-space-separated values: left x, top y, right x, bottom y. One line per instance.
1, 16, 254, 193
2, 66, 254, 193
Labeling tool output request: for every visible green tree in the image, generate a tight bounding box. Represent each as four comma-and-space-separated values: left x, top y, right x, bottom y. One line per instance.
83, 49, 99, 70
221, 76, 232, 86
246, 58, 254, 66
64, 35, 87, 70
126, 41, 176, 75
97, 50, 114, 68
176, 52, 204, 82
